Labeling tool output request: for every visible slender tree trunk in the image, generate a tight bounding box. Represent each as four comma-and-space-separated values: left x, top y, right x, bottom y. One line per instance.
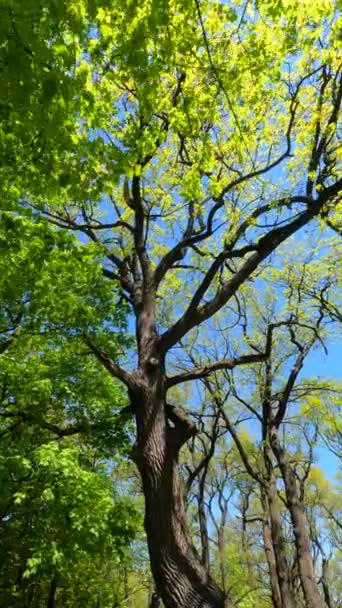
240, 491, 252, 577
320, 556, 332, 608
132, 381, 227, 608
261, 492, 283, 608
123, 565, 129, 602
264, 476, 296, 608
47, 574, 58, 608
217, 522, 227, 597
198, 472, 210, 570
270, 430, 324, 608
261, 438, 296, 608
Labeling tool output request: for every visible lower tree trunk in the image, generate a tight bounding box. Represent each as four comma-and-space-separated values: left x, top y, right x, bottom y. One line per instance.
198, 487, 210, 570
261, 492, 282, 608
134, 389, 227, 608
139, 450, 226, 608
270, 431, 324, 608
149, 589, 162, 608
47, 574, 58, 608
123, 565, 129, 601
264, 477, 296, 608
148, 577, 162, 608
217, 524, 227, 597
241, 491, 253, 578
320, 556, 332, 608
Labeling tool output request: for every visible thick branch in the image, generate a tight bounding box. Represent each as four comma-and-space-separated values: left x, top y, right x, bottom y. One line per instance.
166, 402, 197, 448
83, 336, 135, 389
273, 337, 313, 428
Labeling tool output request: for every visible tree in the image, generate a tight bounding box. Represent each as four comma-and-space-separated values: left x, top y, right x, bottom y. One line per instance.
2, 0, 341, 606
175, 261, 341, 608
0, 212, 145, 607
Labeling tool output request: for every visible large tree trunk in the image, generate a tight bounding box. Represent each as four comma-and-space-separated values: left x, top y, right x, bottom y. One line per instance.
270, 430, 324, 608
132, 381, 226, 608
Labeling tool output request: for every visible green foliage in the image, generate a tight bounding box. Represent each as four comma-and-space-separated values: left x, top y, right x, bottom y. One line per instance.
0, 202, 141, 606
0, 432, 142, 606
0, 0, 341, 606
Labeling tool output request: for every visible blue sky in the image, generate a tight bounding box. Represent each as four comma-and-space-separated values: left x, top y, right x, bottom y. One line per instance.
306, 342, 341, 481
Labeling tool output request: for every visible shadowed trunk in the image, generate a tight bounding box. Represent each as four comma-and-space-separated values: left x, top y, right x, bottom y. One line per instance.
132, 381, 226, 608
149, 582, 162, 608
198, 472, 210, 570
270, 429, 324, 608
150, 591, 162, 608
47, 574, 58, 608
320, 556, 332, 608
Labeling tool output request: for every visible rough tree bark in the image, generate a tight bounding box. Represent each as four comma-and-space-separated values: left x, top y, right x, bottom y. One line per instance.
130, 377, 227, 608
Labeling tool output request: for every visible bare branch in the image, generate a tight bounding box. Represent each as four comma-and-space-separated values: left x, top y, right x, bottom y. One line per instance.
166, 352, 266, 387
83, 335, 135, 389
160, 196, 324, 351
154, 196, 308, 288
273, 340, 313, 428
219, 401, 263, 486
